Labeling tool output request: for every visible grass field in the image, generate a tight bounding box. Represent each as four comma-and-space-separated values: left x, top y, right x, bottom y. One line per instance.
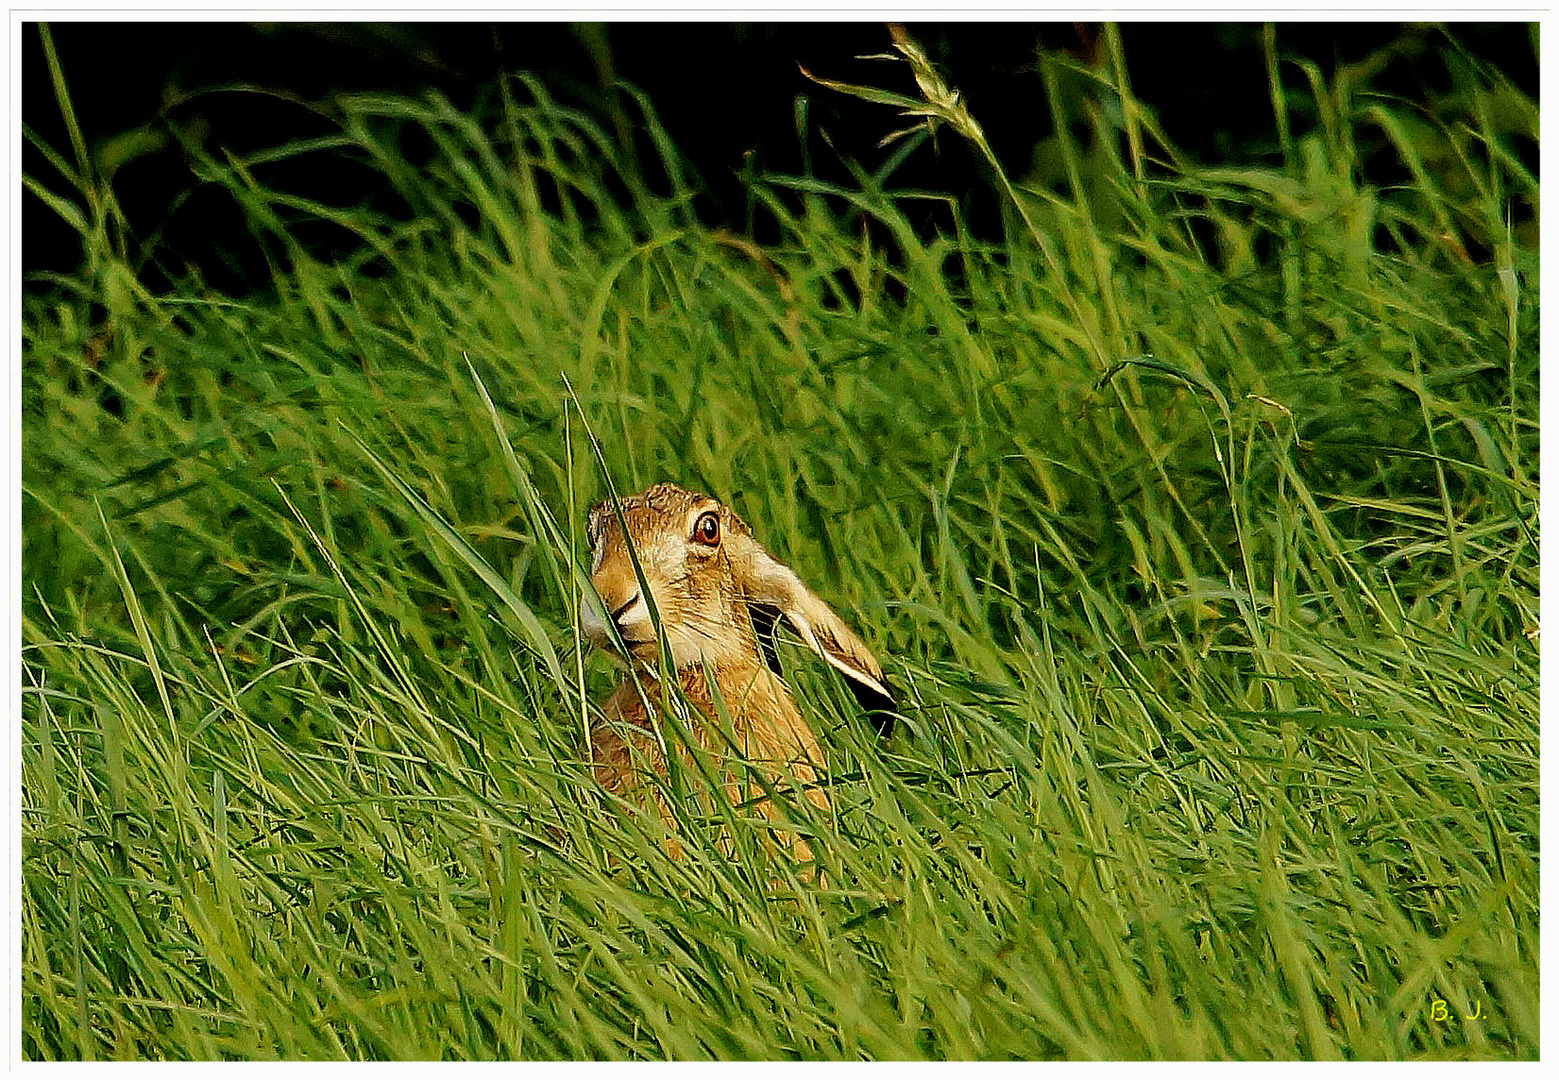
20, 25, 1538, 1059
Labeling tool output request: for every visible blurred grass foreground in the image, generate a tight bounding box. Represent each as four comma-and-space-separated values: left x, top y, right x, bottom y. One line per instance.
20, 23, 1537, 1060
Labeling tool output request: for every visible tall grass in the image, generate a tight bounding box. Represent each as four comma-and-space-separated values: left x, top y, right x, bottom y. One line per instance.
21, 24, 1537, 1059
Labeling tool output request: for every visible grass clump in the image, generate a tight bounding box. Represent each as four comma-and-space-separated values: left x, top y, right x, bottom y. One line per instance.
21, 24, 1536, 1060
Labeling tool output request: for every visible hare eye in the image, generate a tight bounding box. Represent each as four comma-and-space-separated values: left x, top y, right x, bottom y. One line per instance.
693, 511, 720, 546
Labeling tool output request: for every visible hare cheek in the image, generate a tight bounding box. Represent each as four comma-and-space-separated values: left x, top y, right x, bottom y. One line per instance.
664, 629, 700, 670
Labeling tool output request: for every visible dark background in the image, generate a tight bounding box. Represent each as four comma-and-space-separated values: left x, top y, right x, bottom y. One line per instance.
22, 21, 1538, 290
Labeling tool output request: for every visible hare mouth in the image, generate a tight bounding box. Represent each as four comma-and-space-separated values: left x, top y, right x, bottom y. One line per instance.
602, 634, 658, 663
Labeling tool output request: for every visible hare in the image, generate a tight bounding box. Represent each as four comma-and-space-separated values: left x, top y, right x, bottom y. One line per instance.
580, 482, 893, 869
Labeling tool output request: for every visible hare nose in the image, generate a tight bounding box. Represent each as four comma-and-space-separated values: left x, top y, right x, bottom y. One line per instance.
610, 590, 641, 625
608, 589, 653, 641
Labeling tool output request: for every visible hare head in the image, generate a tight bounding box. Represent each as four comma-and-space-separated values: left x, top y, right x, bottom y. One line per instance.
580, 482, 894, 731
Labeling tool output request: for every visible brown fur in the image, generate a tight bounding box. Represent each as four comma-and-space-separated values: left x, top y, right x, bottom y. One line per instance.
580, 482, 890, 872
589, 663, 830, 864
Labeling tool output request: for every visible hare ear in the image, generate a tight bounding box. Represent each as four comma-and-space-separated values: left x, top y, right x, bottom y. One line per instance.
742, 543, 897, 736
